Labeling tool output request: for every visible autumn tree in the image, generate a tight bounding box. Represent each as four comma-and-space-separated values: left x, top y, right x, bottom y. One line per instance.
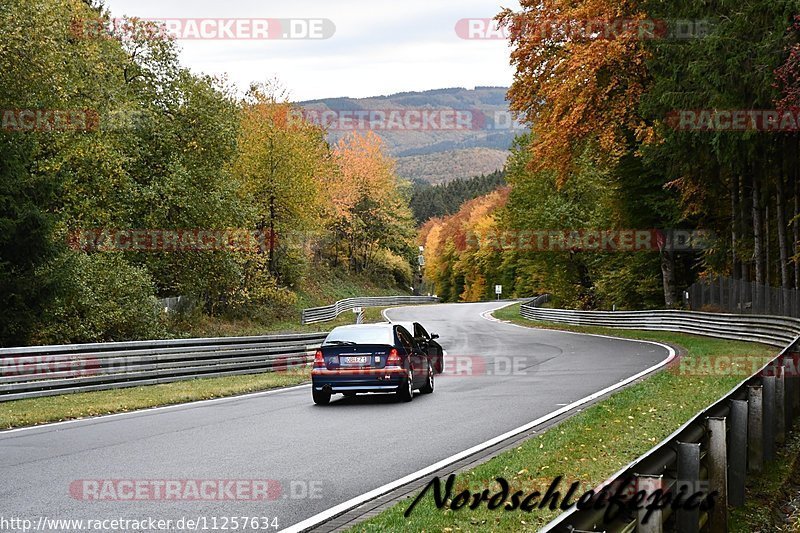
328, 132, 416, 281
231, 83, 332, 282
498, 0, 652, 181
496, 0, 685, 305
420, 188, 510, 302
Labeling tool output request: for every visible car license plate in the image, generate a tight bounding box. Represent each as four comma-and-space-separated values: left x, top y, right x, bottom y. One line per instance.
342, 356, 368, 365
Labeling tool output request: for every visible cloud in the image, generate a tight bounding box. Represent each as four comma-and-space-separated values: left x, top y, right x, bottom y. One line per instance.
103, 0, 519, 100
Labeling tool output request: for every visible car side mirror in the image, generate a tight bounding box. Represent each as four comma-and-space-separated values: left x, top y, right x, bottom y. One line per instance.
431, 334, 439, 340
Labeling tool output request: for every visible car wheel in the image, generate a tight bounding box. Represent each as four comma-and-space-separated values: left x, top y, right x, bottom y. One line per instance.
397, 371, 414, 402
420, 363, 434, 394
312, 388, 331, 405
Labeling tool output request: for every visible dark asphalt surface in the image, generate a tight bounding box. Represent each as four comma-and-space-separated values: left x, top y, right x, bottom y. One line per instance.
0, 302, 669, 532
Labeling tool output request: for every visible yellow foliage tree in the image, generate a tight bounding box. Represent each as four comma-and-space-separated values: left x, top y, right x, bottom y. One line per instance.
231, 84, 332, 276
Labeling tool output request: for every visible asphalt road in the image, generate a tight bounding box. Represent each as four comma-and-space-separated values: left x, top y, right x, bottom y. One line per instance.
0, 302, 670, 532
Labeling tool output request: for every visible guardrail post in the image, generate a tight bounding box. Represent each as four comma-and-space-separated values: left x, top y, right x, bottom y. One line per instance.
786, 365, 796, 429
706, 417, 728, 533
635, 474, 663, 533
676, 442, 701, 532
728, 400, 748, 507
776, 366, 786, 445
763, 374, 776, 461
747, 385, 763, 473
788, 353, 800, 416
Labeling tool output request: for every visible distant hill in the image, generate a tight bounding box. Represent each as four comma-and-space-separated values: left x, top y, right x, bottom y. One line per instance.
397, 147, 509, 185
299, 87, 524, 184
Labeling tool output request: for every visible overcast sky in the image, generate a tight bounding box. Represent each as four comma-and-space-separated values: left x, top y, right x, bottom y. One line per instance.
102, 0, 519, 101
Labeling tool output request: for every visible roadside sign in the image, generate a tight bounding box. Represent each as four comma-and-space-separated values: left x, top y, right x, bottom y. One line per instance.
495, 285, 502, 295
352, 307, 362, 314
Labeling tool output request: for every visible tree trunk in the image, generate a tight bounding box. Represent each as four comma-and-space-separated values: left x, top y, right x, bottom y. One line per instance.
775, 168, 792, 315
741, 173, 752, 281
766, 203, 770, 287
753, 175, 764, 284
778, 175, 790, 292
752, 174, 764, 311
268, 195, 276, 275
731, 173, 740, 279
661, 249, 676, 307
794, 169, 799, 290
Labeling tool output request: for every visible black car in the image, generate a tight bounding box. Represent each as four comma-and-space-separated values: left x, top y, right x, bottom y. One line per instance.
311, 323, 435, 405
391, 321, 444, 374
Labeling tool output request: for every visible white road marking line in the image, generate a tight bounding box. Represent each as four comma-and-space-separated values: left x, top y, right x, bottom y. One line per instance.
281, 302, 675, 532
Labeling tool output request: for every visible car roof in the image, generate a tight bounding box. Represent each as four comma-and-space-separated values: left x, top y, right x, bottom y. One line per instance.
329, 323, 416, 337
330, 323, 395, 331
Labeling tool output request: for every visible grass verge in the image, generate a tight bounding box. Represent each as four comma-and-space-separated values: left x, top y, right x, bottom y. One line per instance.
0, 370, 311, 430
171, 305, 389, 337
347, 303, 775, 532
0, 307, 392, 430
730, 428, 800, 532
168, 269, 407, 338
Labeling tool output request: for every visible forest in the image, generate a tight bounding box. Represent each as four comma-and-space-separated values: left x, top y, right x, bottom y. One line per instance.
410, 171, 506, 224
0, 0, 416, 346
421, 1, 800, 310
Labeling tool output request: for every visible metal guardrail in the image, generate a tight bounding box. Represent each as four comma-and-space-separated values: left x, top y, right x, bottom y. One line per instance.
520, 306, 800, 347
520, 299, 800, 532
301, 295, 439, 324
0, 333, 328, 402
0, 296, 440, 402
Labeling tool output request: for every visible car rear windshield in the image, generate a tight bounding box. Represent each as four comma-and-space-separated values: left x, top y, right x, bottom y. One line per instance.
323, 326, 394, 346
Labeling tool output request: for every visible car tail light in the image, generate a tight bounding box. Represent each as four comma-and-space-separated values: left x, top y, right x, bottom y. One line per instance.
386, 348, 401, 367
313, 350, 325, 368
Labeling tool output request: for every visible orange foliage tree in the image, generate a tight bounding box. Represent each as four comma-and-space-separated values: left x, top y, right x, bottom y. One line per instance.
421, 188, 510, 301
498, 0, 652, 182
326, 132, 415, 278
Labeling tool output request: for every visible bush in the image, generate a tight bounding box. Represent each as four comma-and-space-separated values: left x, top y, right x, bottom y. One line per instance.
224, 254, 299, 321
36, 252, 165, 344
367, 249, 413, 289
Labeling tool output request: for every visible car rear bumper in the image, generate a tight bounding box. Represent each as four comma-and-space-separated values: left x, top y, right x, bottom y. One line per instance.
311, 367, 407, 392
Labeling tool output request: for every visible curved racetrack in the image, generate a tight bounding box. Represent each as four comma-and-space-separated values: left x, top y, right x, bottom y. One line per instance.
0, 302, 671, 531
